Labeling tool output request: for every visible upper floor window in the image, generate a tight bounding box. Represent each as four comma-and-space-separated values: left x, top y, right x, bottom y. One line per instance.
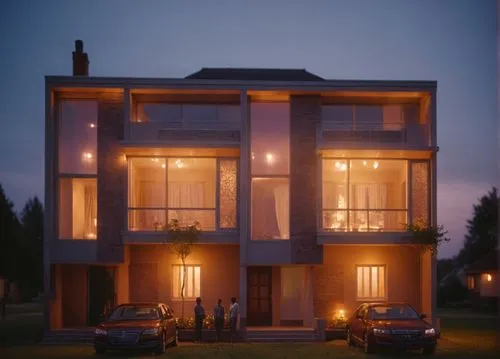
58, 178, 97, 240
58, 100, 98, 174
127, 157, 237, 232
322, 159, 407, 232
250, 102, 290, 240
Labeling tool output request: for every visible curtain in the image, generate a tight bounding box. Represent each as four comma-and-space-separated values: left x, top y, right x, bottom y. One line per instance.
351, 184, 387, 209
168, 182, 205, 226
84, 183, 97, 238
274, 183, 289, 239
72, 180, 85, 239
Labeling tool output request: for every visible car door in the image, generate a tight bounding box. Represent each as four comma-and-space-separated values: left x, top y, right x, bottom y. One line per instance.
162, 305, 175, 341
350, 305, 367, 342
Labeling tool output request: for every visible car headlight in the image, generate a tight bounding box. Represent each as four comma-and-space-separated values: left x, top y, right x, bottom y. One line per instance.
95, 328, 107, 336
373, 328, 390, 335
143, 327, 160, 336
425, 328, 436, 336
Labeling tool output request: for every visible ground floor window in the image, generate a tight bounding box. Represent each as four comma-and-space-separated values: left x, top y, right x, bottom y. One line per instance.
467, 275, 476, 290
356, 265, 386, 300
172, 265, 201, 299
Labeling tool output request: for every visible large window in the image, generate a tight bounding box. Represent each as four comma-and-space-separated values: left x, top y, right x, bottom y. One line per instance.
322, 159, 407, 231
127, 157, 237, 231
59, 178, 97, 240
250, 103, 290, 240
57, 100, 98, 240
357, 265, 386, 300
172, 265, 200, 300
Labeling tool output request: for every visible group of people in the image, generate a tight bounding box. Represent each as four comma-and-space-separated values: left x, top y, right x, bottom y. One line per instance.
194, 296, 239, 342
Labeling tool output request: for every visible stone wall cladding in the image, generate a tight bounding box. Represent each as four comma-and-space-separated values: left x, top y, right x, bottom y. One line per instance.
97, 94, 125, 263
290, 96, 322, 264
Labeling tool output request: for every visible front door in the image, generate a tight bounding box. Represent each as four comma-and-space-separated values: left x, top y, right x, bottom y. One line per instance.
247, 266, 272, 326
88, 267, 116, 326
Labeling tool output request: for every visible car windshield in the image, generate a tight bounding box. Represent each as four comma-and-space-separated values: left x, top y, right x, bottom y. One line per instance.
368, 304, 420, 320
108, 305, 160, 321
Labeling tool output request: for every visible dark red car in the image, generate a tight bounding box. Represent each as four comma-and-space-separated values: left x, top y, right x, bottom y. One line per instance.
346, 303, 437, 355
94, 303, 178, 354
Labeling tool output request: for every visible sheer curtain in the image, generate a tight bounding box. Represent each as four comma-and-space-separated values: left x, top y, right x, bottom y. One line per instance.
274, 183, 289, 239
72, 180, 85, 239
168, 182, 205, 226
84, 183, 97, 238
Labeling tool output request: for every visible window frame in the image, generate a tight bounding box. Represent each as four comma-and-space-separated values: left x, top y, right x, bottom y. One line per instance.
171, 264, 201, 301
126, 156, 239, 232
356, 264, 387, 301
320, 158, 409, 232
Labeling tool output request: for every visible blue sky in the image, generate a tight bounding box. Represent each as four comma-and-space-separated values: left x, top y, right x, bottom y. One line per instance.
0, 0, 496, 258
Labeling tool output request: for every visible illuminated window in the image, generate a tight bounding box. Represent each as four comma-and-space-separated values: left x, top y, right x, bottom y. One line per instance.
58, 100, 98, 174
467, 276, 476, 290
127, 157, 236, 231
59, 178, 97, 240
357, 265, 386, 300
322, 159, 408, 231
250, 102, 290, 240
172, 265, 200, 299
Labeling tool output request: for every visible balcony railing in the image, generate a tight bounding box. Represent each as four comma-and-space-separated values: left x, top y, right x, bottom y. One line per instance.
322, 120, 408, 144
322, 209, 408, 232
128, 208, 216, 232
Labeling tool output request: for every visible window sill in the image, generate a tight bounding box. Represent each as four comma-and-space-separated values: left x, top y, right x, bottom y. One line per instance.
122, 230, 239, 244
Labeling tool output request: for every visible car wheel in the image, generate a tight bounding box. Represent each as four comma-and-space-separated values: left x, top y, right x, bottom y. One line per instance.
156, 332, 166, 354
422, 345, 436, 356
172, 328, 179, 347
346, 328, 354, 347
364, 332, 375, 354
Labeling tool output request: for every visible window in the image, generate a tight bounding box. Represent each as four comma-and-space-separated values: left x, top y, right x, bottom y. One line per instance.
58, 178, 97, 240
172, 265, 200, 299
467, 276, 476, 290
57, 100, 98, 240
251, 102, 290, 240
357, 265, 386, 300
322, 159, 407, 231
58, 100, 98, 174
127, 157, 237, 231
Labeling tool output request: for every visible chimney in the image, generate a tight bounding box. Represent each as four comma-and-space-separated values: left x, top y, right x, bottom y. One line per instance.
72, 40, 89, 76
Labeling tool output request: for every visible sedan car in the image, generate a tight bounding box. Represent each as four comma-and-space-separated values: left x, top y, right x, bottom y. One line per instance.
94, 302, 178, 354
346, 303, 437, 355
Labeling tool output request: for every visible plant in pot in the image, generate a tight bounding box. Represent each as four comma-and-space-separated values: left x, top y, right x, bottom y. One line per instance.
404, 219, 450, 255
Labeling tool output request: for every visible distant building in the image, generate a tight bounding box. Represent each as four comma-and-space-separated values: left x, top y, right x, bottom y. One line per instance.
465, 250, 498, 310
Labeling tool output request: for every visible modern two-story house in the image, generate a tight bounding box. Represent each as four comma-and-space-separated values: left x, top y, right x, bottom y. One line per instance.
44, 41, 438, 333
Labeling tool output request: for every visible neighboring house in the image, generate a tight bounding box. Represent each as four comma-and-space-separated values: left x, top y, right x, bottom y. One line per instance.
465, 250, 498, 309
439, 266, 466, 288
44, 40, 438, 331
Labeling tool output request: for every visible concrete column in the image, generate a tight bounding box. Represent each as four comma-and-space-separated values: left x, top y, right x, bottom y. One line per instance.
302, 266, 314, 327
49, 264, 63, 329
238, 90, 249, 328
420, 250, 433, 321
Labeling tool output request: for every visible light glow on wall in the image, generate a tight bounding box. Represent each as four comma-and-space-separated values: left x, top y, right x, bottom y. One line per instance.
486, 273, 492, 282
265, 152, 275, 165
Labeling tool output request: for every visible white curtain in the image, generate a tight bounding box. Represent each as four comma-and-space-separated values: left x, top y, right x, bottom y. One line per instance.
72, 180, 85, 239
168, 182, 205, 226
274, 183, 289, 239
84, 183, 97, 237
352, 184, 387, 209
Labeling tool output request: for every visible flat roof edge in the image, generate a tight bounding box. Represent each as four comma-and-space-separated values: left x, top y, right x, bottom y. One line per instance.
45, 75, 437, 90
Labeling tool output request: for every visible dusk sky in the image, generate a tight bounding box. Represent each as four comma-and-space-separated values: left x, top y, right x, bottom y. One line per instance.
0, 0, 496, 258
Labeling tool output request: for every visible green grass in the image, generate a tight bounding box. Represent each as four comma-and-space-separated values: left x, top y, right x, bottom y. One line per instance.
0, 305, 497, 358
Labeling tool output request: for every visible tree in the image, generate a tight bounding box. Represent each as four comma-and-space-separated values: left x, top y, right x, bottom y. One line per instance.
457, 187, 498, 266
166, 219, 201, 321
0, 184, 21, 282
18, 197, 44, 300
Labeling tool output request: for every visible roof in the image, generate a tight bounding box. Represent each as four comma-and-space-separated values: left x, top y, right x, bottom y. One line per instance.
466, 250, 498, 273
185, 67, 325, 81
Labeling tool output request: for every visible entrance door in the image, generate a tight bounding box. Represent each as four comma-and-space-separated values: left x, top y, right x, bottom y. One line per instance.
88, 267, 115, 326
247, 267, 272, 326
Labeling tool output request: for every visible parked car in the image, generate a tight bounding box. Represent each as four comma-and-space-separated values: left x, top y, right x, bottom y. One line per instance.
346, 302, 437, 355
94, 302, 178, 354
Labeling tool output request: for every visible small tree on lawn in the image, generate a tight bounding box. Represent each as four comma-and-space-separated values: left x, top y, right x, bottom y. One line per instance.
167, 219, 201, 321
404, 219, 451, 255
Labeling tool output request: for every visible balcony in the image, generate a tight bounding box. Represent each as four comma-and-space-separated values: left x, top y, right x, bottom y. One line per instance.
319, 104, 430, 149
127, 103, 241, 145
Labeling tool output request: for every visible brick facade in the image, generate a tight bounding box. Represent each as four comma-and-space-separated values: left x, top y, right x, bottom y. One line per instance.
97, 94, 125, 263
290, 96, 323, 264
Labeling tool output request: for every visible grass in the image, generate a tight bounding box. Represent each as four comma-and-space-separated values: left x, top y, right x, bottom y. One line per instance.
0, 305, 497, 358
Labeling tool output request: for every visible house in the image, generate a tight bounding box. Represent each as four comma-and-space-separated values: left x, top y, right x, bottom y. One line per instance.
465, 250, 498, 310
43, 40, 438, 332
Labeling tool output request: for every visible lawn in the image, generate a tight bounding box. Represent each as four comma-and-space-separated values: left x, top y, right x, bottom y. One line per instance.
0, 305, 497, 358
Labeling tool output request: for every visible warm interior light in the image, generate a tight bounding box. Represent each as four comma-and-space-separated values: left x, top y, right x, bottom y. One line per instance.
175, 159, 184, 168
93, 218, 97, 227
251, 152, 255, 160
161, 164, 166, 169
265, 153, 275, 165
89, 123, 95, 128
340, 163, 347, 171
486, 274, 492, 282
362, 160, 367, 166
82, 152, 93, 160
373, 161, 379, 169
137, 118, 142, 123
86, 233, 96, 239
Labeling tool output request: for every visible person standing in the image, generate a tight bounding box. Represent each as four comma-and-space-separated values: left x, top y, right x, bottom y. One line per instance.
194, 297, 205, 342
229, 297, 239, 342
213, 298, 225, 342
